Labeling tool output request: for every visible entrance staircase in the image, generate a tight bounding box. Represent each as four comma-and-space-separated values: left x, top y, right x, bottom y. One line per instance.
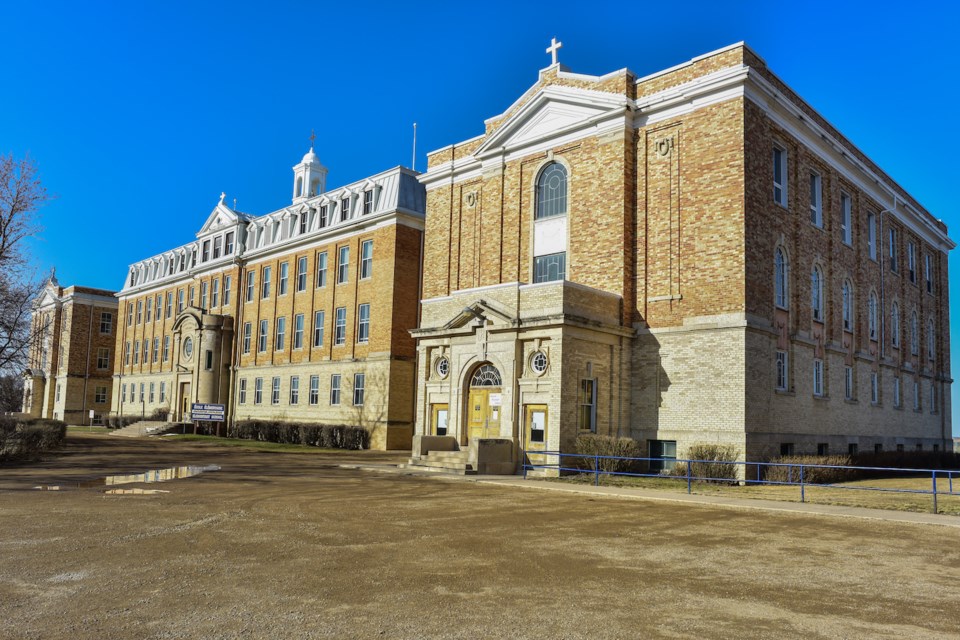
403, 449, 476, 475
110, 421, 179, 438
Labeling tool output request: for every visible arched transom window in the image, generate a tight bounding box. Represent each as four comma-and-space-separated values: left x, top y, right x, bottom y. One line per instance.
841, 280, 853, 331
811, 265, 823, 322
470, 364, 502, 387
535, 163, 568, 219
774, 247, 788, 309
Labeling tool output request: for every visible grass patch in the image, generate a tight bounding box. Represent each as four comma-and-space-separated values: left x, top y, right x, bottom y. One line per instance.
67, 425, 110, 433
164, 434, 342, 454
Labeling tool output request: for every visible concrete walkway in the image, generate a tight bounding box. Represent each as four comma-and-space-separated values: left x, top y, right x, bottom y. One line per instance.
340, 461, 960, 528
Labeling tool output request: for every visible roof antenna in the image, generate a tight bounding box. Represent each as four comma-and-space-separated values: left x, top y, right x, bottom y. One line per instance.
412, 122, 417, 171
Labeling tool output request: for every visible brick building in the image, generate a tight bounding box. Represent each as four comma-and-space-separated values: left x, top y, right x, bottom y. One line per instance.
23, 273, 118, 424
411, 41, 953, 471
112, 148, 425, 449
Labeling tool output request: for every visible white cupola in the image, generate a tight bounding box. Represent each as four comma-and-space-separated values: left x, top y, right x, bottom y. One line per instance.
292, 134, 328, 204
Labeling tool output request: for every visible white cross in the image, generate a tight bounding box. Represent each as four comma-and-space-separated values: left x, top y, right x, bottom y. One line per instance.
546, 37, 563, 66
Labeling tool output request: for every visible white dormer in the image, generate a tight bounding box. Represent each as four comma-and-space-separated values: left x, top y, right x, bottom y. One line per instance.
292, 145, 328, 204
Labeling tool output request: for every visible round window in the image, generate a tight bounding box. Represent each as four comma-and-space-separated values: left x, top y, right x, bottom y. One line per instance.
435, 357, 449, 379
182, 337, 194, 360
531, 351, 547, 374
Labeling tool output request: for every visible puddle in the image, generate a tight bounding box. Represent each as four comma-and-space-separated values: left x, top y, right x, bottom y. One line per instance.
34, 465, 220, 492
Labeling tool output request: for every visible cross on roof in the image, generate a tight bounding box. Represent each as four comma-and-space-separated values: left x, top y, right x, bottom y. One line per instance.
546, 37, 563, 66
309, 129, 316, 148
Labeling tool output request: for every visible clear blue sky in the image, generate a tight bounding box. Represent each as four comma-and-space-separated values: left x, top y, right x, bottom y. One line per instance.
4, 1, 959, 422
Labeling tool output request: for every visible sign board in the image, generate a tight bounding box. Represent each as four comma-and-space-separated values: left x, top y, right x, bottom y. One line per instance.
89, 410, 95, 419
191, 403, 225, 421
488, 393, 502, 407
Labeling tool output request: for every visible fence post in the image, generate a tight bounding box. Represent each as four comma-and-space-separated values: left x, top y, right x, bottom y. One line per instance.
686, 460, 692, 494
799, 465, 805, 503
932, 471, 938, 514
594, 454, 600, 486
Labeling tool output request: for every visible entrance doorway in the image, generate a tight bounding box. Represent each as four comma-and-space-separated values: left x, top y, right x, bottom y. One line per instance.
179, 382, 191, 421
431, 404, 449, 436
466, 364, 502, 442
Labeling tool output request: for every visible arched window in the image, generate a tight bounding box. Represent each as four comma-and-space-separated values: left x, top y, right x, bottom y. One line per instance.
535, 163, 567, 219
774, 247, 788, 309
891, 303, 900, 348
868, 292, 878, 340
296, 176, 303, 198
927, 319, 935, 361
910, 311, 919, 355
811, 266, 823, 322
470, 364, 502, 387
841, 280, 853, 331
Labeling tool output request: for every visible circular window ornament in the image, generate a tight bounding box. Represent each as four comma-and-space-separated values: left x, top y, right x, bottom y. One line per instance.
435, 357, 449, 379
182, 337, 194, 361
531, 351, 548, 375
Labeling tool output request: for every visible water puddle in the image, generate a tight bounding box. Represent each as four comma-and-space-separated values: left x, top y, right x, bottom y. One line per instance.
35, 465, 220, 492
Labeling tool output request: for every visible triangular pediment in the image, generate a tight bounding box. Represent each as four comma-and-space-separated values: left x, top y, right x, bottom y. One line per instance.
443, 299, 515, 331
475, 86, 629, 157
197, 194, 243, 236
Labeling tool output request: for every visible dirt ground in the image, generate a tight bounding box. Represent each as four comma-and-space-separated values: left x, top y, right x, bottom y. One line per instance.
2, 434, 959, 640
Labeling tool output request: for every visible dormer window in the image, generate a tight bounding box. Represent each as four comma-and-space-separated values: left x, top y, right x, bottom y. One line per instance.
363, 189, 374, 214
319, 205, 328, 228
213, 236, 222, 259
202, 240, 210, 262
341, 197, 350, 222
300, 214, 308, 235
178, 254, 186, 271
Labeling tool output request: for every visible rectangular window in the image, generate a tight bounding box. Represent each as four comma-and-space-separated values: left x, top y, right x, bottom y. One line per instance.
809, 172, 822, 227
254, 378, 263, 404
163, 335, 170, 361
275, 316, 286, 350
152, 337, 159, 363
649, 440, 676, 472
100, 312, 112, 334
296, 257, 308, 292
316, 251, 328, 287
780, 443, 795, 456
363, 189, 374, 214
223, 276, 231, 305
930, 381, 937, 413
178, 289, 185, 313
840, 191, 852, 245
871, 372, 879, 404
319, 205, 328, 228
330, 374, 341, 405
149, 382, 155, 403
279, 262, 289, 295
127, 303, 133, 326
848, 443, 858, 456
133, 340, 140, 365
155, 295, 162, 321
136, 300, 143, 323
817, 443, 829, 456
894, 377, 902, 408
907, 242, 916, 283
357, 303, 370, 344
844, 366, 853, 400
925, 254, 933, 294
290, 376, 300, 404
773, 145, 787, 206
200, 281, 208, 308
889, 227, 898, 273
242, 322, 252, 354
97, 347, 109, 370
262, 266, 272, 298
913, 381, 920, 411
212, 278, 220, 307
239, 378, 247, 404
271, 377, 281, 404
353, 373, 365, 406
160, 381, 166, 403
125, 341, 131, 365
341, 197, 350, 221
867, 213, 877, 261
337, 246, 349, 284
258, 319, 268, 352
579, 378, 597, 432
291, 313, 304, 349
139, 383, 144, 403
142, 340, 148, 363
313, 310, 325, 347
225, 231, 234, 255
129, 385, 135, 403
776, 351, 788, 391
166, 292, 173, 318
299, 214, 308, 235
202, 240, 210, 262
360, 240, 373, 279
309, 375, 320, 405
334, 307, 346, 345
813, 359, 824, 397
212, 235, 222, 259
246, 271, 255, 302
533, 252, 566, 283
146, 298, 152, 322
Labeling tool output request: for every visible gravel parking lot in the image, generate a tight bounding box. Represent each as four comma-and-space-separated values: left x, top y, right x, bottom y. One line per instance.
1, 433, 959, 639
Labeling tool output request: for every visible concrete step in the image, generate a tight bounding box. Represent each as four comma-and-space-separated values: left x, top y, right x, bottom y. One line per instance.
403, 459, 477, 475
424, 450, 470, 462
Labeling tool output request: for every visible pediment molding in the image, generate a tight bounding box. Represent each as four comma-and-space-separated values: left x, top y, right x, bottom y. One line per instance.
442, 299, 515, 331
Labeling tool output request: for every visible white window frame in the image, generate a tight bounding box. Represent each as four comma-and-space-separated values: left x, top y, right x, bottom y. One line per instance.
867, 213, 877, 261
316, 251, 328, 288
243, 322, 252, 354
258, 319, 269, 353
224, 276, 231, 305
360, 240, 373, 279
97, 347, 110, 370
254, 377, 263, 404
925, 253, 933, 294
337, 246, 349, 284
246, 271, 255, 303
842, 280, 852, 331
871, 372, 879, 404
357, 303, 370, 344
844, 366, 853, 401
813, 359, 824, 397
309, 375, 320, 405
314, 310, 325, 347
809, 171, 822, 227
279, 262, 289, 296
353, 373, 365, 406
294, 314, 304, 349
239, 378, 247, 404
774, 247, 788, 309
330, 374, 341, 405
262, 266, 272, 299
271, 376, 281, 405
868, 292, 878, 340
776, 351, 788, 391
100, 312, 112, 334
891, 303, 900, 348
840, 191, 852, 245
297, 257, 308, 292
908, 241, 916, 283
773, 144, 787, 207
334, 307, 346, 345
290, 376, 300, 405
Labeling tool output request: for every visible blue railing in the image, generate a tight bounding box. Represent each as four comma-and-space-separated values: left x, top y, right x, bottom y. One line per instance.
521, 450, 960, 513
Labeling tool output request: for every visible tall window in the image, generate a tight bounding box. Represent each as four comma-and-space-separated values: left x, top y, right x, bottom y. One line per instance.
155, 294, 162, 321
776, 351, 788, 391
271, 377, 281, 405
275, 317, 286, 350
867, 213, 877, 260
225, 231, 234, 255
319, 205, 328, 228
341, 197, 350, 222
841, 280, 852, 331
928, 319, 935, 361
891, 303, 900, 348
254, 378, 263, 404
163, 335, 170, 361
146, 298, 152, 322
294, 314, 304, 349
536, 163, 567, 219
334, 307, 346, 345
907, 242, 916, 283
357, 304, 370, 343
258, 319, 268, 352
299, 213, 308, 234
136, 300, 142, 323
212, 278, 220, 307
364, 189, 375, 214
200, 282, 208, 308
243, 322, 252, 354
125, 342, 131, 365
97, 348, 109, 370
297, 257, 308, 292
360, 240, 373, 279
213, 236, 222, 259
224, 276, 231, 305
309, 375, 320, 405
844, 366, 853, 400
910, 311, 919, 355
913, 380, 920, 411
166, 292, 173, 318
100, 312, 112, 334
840, 192, 852, 245
925, 254, 933, 294
811, 266, 823, 322
353, 373, 365, 406
894, 376, 902, 407
868, 292, 878, 340
316, 251, 328, 287
127, 303, 133, 326
809, 172, 822, 227
239, 379, 247, 404
774, 247, 788, 309
773, 145, 787, 206
314, 311, 325, 347
578, 378, 597, 432
871, 372, 879, 404
160, 382, 166, 403
337, 246, 349, 284
888, 227, 898, 273
279, 262, 289, 295
152, 337, 159, 363
262, 266, 272, 299
290, 376, 300, 404
133, 340, 140, 365
330, 374, 341, 405
202, 239, 210, 262
246, 271, 255, 302
813, 359, 824, 397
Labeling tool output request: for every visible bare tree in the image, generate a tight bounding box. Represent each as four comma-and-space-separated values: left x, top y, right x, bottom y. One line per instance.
0, 373, 23, 412
0, 153, 50, 372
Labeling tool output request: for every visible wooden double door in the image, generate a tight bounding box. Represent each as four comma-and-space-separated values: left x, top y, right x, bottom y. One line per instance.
467, 387, 502, 442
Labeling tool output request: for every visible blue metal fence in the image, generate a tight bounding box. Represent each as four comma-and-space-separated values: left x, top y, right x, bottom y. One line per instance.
521, 450, 960, 513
